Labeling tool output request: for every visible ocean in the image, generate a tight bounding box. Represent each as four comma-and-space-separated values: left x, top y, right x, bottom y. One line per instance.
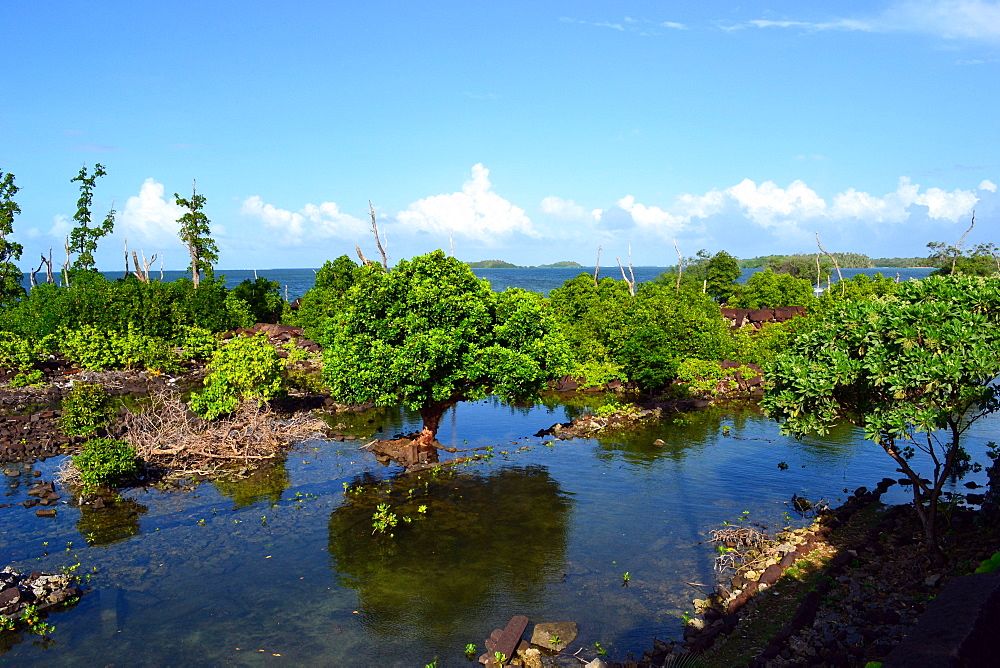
18, 265, 936, 302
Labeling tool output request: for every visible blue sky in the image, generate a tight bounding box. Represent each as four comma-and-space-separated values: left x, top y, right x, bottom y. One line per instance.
2, 1, 998, 270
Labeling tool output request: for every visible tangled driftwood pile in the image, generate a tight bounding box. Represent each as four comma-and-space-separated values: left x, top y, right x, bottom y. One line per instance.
121, 391, 328, 478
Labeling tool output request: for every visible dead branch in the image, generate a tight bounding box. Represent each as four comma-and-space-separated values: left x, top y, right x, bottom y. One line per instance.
30, 256, 44, 288
673, 239, 683, 291
43, 249, 54, 284
953, 211, 975, 275
594, 245, 601, 287
355, 245, 373, 266
62, 235, 71, 287
117, 390, 328, 479
815, 232, 843, 286
616, 245, 636, 296
369, 200, 389, 271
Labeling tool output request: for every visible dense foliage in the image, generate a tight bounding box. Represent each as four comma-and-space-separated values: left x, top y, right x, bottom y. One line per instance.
549, 273, 738, 389
286, 255, 362, 340
175, 183, 218, 288
0, 169, 24, 309
763, 275, 1000, 557
322, 250, 571, 448
189, 334, 286, 420
68, 164, 116, 275
728, 269, 815, 308
73, 437, 141, 488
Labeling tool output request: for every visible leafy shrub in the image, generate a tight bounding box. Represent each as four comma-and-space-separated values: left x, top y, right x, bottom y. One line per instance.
730, 321, 793, 368
189, 334, 285, 420
729, 269, 815, 308
0, 332, 40, 372
974, 551, 1000, 574
60, 325, 178, 371
566, 358, 624, 388
60, 383, 115, 437
676, 358, 728, 396
231, 276, 284, 324
9, 369, 44, 387
73, 438, 141, 488
172, 325, 218, 362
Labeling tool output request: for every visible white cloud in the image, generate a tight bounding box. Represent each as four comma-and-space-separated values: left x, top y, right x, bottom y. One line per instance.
240, 196, 365, 246
884, 0, 1000, 41
831, 177, 980, 223
396, 164, 539, 243
49, 214, 72, 238
540, 196, 599, 222
616, 195, 687, 233
980, 179, 998, 192
733, 1, 1000, 42
725, 179, 827, 227
241, 196, 306, 245
118, 178, 185, 245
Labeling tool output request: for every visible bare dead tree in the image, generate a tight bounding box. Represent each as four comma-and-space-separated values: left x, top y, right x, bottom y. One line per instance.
160, 256, 164, 281
449, 230, 454, 257
369, 200, 389, 271
131, 250, 157, 282
673, 239, 684, 291
30, 257, 44, 288
124, 237, 130, 276
616, 244, 637, 296
355, 245, 373, 266
42, 249, 53, 284
952, 211, 976, 275
62, 236, 71, 287
815, 232, 843, 291
594, 245, 602, 287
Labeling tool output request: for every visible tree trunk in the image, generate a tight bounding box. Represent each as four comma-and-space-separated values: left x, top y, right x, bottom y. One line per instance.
415, 402, 450, 453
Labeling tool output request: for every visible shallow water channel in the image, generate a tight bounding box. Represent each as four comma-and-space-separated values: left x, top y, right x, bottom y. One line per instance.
1, 397, 994, 666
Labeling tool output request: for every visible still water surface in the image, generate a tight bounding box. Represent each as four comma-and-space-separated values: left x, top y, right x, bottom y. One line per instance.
1, 397, 993, 666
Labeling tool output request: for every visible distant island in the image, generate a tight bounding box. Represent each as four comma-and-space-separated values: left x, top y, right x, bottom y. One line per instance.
537, 261, 583, 268
465, 260, 583, 269
466, 260, 520, 268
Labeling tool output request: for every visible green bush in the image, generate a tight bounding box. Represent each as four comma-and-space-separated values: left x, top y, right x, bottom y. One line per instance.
0, 331, 40, 372
73, 438, 141, 488
730, 321, 794, 368
60, 325, 178, 371
729, 269, 815, 308
9, 369, 44, 387
172, 325, 218, 362
189, 334, 285, 420
60, 383, 115, 437
676, 358, 728, 396
231, 276, 284, 324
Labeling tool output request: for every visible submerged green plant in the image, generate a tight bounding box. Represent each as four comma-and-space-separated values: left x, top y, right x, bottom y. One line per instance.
372, 503, 398, 536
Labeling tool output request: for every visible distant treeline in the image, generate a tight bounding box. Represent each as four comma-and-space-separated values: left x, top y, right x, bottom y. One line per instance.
739, 253, 875, 269
465, 260, 583, 269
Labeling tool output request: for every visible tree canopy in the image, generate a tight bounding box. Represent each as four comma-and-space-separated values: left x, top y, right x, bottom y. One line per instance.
68, 164, 116, 274
0, 169, 24, 308
763, 275, 1000, 557
321, 250, 571, 456
175, 182, 218, 288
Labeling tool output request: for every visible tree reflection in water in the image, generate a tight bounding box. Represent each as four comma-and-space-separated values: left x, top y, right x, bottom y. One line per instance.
77, 495, 148, 546
328, 465, 571, 639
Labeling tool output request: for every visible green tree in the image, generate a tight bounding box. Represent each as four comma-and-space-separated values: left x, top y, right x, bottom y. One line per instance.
321, 250, 571, 456
705, 250, 741, 303
175, 182, 218, 288
0, 169, 25, 308
606, 283, 733, 389
286, 255, 361, 339
68, 163, 116, 274
763, 275, 1000, 559
729, 269, 815, 308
